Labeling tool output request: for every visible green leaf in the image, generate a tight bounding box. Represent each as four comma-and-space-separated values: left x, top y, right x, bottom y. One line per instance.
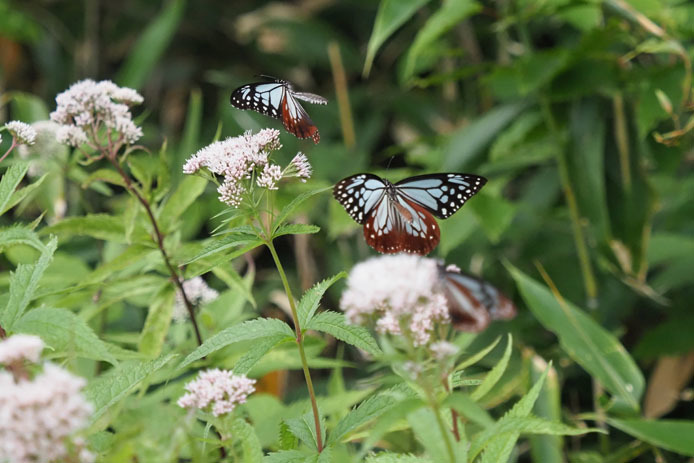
469, 193, 516, 243
507, 263, 645, 410
455, 336, 501, 371
273, 223, 321, 239
366, 453, 431, 463
185, 231, 261, 264
529, 356, 564, 463
40, 214, 128, 243
1, 236, 57, 330
363, 0, 432, 77
471, 333, 512, 401
2, 173, 47, 215
178, 318, 294, 369
229, 418, 263, 463
485, 49, 571, 100
356, 397, 424, 458
81, 169, 128, 189
233, 333, 293, 375
444, 392, 494, 428
211, 265, 256, 308
0, 162, 29, 216
408, 407, 465, 462
272, 187, 331, 234
607, 418, 694, 457
138, 285, 175, 358
297, 273, 346, 327
401, 0, 479, 81
116, 0, 186, 89
442, 102, 526, 170
264, 449, 314, 463
284, 411, 320, 450
306, 311, 381, 356
329, 386, 403, 445
0, 226, 46, 253
14, 307, 117, 365
84, 353, 177, 422
175, 89, 203, 181
158, 175, 207, 232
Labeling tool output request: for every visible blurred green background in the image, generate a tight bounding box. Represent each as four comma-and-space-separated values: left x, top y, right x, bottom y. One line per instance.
1, 0, 693, 460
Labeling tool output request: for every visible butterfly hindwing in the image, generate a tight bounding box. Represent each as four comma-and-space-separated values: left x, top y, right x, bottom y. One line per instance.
364, 196, 440, 254
282, 93, 320, 143
395, 173, 487, 219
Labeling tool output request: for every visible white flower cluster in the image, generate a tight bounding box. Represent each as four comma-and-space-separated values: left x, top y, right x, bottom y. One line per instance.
177, 369, 256, 417
3, 121, 37, 145
173, 276, 219, 322
50, 79, 144, 147
183, 129, 312, 207
0, 335, 93, 463
340, 255, 450, 346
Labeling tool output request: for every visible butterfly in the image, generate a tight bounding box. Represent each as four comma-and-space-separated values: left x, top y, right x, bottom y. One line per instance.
333, 173, 487, 255
440, 264, 517, 332
230, 76, 327, 143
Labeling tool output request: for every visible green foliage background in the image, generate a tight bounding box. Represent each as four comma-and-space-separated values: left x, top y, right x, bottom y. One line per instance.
1, 0, 693, 461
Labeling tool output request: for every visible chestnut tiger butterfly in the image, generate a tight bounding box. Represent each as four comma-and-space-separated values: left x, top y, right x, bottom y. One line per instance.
333, 173, 487, 255
440, 264, 517, 332
230, 76, 327, 143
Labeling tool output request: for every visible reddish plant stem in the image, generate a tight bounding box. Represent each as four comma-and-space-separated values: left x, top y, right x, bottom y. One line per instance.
0, 323, 6, 339
442, 379, 461, 441
107, 156, 203, 346
0, 139, 18, 164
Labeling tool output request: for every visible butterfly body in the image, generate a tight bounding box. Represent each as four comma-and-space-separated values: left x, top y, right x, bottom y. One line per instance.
230, 77, 327, 143
440, 265, 517, 332
334, 173, 486, 255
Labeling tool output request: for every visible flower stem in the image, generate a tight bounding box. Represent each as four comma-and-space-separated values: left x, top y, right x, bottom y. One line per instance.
430, 397, 456, 463
265, 239, 323, 452
107, 156, 203, 346
0, 139, 17, 164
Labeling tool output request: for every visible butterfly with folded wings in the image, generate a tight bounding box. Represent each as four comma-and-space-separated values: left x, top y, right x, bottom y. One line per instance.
333, 173, 487, 255
439, 264, 517, 332
230, 76, 327, 143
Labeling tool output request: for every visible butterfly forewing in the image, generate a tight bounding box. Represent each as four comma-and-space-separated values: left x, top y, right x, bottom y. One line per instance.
333, 174, 387, 224
395, 173, 487, 219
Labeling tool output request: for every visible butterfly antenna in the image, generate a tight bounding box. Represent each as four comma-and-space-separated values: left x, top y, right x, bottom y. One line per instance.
385, 155, 396, 172
256, 74, 280, 82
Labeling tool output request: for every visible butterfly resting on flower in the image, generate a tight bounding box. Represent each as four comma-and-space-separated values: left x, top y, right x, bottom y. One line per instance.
230, 76, 327, 143
333, 173, 486, 255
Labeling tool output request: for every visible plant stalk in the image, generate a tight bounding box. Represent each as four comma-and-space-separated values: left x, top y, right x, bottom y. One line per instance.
266, 239, 323, 452
107, 156, 203, 346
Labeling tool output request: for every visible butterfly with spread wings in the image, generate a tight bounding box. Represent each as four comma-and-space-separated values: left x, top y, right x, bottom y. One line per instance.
333, 173, 487, 255
230, 76, 327, 143
440, 264, 517, 332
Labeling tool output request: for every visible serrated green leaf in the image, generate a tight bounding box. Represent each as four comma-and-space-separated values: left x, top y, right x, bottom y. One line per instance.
408, 407, 463, 463
233, 333, 293, 375
228, 418, 263, 463
273, 223, 321, 239
1, 236, 57, 329
40, 214, 128, 243
284, 411, 320, 450
212, 265, 256, 308
297, 273, 346, 327
84, 353, 177, 422
264, 449, 313, 463
455, 336, 501, 371
185, 231, 261, 264
0, 162, 29, 216
471, 333, 512, 400
366, 453, 431, 463
507, 263, 644, 410
444, 392, 494, 428
158, 175, 207, 232
81, 168, 127, 189
1, 173, 47, 215
0, 226, 46, 252
272, 187, 331, 234
357, 397, 424, 458
279, 421, 299, 450
306, 311, 381, 356
607, 418, 694, 456
178, 318, 294, 369
138, 285, 175, 358
15, 307, 117, 365
363, 0, 432, 77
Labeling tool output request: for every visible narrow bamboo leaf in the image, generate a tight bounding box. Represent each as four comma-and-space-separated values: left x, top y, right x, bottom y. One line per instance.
0, 162, 29, 216
185, 231, 261, 264
507, 263, 645, 410
178, 318, 294, 368
1, 237, 57, 329
2, 173, 47, 215
306, 311, 381, 356
0, 226, 46, 252
297, 272, 346, 326
529, 356, 564, 463
329, 386, 403, 445
272, 187, 331, 234
363, 0, 432, 77
233, 333, 293, 375
40, 214, 127, 243
116, 0, 186, 89
15, 307, 117, 365
607, 418, 694, 456
273, 223, 321, 239
455, 336, 501, 371
471, 333, 513, 400
228, 418, 263, 463
84, 353, 177, 421
284, 412, 319, 450
401, 0, 480, 81
138, 285, 175, 358
158, 175, 207, 232
81, 168, 127, 189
